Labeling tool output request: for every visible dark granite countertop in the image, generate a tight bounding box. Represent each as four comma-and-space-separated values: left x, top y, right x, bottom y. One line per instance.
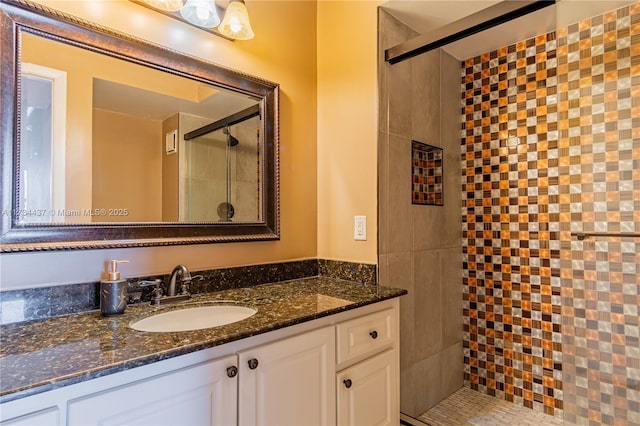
0, 277, 406, 403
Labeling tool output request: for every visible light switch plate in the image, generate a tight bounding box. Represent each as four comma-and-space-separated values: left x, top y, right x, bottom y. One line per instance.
354, 216, 366, 241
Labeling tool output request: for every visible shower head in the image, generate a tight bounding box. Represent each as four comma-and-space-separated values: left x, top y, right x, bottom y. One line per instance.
223, 126, 239, 147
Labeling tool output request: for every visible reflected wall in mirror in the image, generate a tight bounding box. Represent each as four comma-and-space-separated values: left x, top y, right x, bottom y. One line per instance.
0, 0, 279, 251
19, 32, 261, 224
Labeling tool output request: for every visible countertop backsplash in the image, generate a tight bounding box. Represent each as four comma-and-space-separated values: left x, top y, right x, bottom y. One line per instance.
0, 259, 377, 325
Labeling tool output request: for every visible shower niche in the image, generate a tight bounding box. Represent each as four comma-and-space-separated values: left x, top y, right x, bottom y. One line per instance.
411, 141, 444, 206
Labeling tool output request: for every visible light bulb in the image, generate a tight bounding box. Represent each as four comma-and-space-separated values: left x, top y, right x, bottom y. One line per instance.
218, 0, 254, 40
230, 17, 242, 33
196, 6, 208, 20
180, 0, 220, 28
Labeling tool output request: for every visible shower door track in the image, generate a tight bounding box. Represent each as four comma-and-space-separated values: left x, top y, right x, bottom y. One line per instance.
385, 0, 556, 64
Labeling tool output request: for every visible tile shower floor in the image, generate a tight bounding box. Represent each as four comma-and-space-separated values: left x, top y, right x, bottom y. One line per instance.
414, 387, 564, 426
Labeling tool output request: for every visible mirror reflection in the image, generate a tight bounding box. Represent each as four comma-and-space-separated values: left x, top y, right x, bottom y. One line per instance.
19, 32, 262, 224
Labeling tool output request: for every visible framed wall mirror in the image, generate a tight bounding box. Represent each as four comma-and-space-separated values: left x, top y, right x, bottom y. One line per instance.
0, 0, 279, 252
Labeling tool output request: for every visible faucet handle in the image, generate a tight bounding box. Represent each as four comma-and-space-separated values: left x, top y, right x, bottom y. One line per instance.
138, 279, 162, 288
180, 275, 204, 295
138, 280, 164, 305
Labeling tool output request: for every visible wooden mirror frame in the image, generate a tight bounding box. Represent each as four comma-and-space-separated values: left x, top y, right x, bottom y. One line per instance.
0, 0, 280, 252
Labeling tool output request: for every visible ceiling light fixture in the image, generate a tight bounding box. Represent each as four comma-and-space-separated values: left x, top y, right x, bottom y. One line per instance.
180, 0, 220, 28
134, 0, 254, 40
217, 0, 254, 41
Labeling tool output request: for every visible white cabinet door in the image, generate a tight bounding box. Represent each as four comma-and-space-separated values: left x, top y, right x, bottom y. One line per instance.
337, 349, 398, 426
1, 408, 60, 426
67, 354, 238, 426
238, 325, 335, 426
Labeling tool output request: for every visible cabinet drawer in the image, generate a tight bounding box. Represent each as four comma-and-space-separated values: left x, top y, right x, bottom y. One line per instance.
336, 308, 396, 365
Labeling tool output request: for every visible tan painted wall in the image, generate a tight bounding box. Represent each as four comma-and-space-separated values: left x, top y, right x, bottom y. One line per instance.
92, 109, 163, 222
21, 33, 94, 220
21, 32, 225, 221
161, 114, 180, 222
317, 1, 381, 264
2, 0, 318, 287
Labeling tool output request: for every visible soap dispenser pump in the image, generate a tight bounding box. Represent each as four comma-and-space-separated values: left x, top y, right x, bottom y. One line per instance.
100, 260, 129, 316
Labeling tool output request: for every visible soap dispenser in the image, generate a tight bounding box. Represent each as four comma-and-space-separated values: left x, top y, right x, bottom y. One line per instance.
100, 260, 129, 316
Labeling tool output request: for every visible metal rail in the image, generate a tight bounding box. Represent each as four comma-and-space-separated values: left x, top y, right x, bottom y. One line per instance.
385, 0, 556, 64
572, 232, 640, 241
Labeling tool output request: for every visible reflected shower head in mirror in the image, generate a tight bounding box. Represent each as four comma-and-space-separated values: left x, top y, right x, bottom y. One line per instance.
217, 202, 235, 221
224, 126, 239, 147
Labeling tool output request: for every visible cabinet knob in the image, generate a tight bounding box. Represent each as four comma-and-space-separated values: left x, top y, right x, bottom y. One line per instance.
226, 366, 238, 378
369, 330, 378, 339
343, 379, 352, 389
248, 358, 259, 370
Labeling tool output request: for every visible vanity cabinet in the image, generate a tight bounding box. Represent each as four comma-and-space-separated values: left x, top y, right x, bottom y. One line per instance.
335, 308, 399, 426
65, 325, 335, 426
67, 354, 238, 426
238, 325, 335, 425
0, 299, 399, 426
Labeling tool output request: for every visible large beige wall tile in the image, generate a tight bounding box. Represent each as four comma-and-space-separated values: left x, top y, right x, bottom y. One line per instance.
441, 246, 463, 348
388, 251, 415, 370
388, 59, 413, 138
442, 146, 463, 249
413, 203, 448, 251
412, 352, 444, 416
400, 364, 417, 415
378, 130, 389, 256
411, 49, 441, 145
387, 136, 413, 253
414, 249, 443, 360
440, 51, 463, 249
440, 342, 464, 397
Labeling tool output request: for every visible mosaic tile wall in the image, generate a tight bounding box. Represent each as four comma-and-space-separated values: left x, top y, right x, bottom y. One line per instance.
461, 28, 564, 417
462, 3, 640, 422
558, 4, 640, 425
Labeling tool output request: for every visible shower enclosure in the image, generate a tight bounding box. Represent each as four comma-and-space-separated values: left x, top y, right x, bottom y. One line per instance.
379, 1, 639, 425
181, 111, 261, 223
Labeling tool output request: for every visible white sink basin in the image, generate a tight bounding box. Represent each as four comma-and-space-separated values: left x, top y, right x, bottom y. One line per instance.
130, 305, 257, 332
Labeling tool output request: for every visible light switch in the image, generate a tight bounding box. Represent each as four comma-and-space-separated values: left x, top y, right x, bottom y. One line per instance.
354, 216, 366, 241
